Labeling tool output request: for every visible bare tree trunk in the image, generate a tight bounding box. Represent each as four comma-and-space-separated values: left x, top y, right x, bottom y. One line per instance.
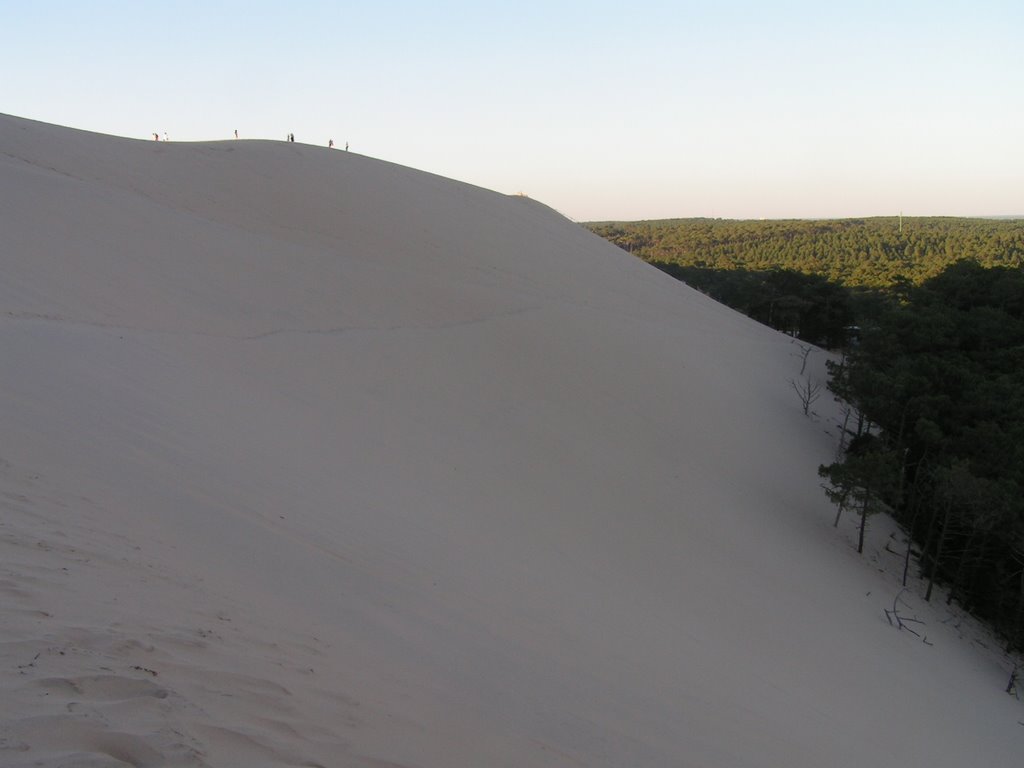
902, 499, 920, 588
901, 455, 928, 587
797, 343, 812, 375
836, 406, 853, 460
833, 486, 850, 528
925, 501, 952, 602
1014, 563, 1024, 651
918, 476, 941, 590
902, 534, 914, 587
790, 377, 822, 416
948, 526, 979, 606
858, 480, 873, 555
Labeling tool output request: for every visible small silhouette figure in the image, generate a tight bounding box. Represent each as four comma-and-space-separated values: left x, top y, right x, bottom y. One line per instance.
345, 142, 349, 151
153, 133, 159, 141
234, 129, 238, 139
329, 139, 334, 148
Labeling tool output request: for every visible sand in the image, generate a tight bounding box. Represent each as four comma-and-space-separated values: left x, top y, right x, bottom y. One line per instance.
1, 113, 1020, 767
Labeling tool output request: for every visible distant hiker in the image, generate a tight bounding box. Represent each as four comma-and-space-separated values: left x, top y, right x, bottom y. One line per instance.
329, 139, 334, 148
345, 142, 349, 151
153, 133, 159, 141
234, 129, 238, 139
287, 133, 294, 143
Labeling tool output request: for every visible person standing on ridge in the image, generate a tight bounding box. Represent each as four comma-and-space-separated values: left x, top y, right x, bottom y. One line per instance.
329, 139, 334, 148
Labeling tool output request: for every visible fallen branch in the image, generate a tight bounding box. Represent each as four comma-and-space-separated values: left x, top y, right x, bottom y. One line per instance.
884, 588, 928, 641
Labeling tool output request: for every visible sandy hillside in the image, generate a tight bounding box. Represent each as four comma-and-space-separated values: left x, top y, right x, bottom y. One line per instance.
0, 113, 1020, 767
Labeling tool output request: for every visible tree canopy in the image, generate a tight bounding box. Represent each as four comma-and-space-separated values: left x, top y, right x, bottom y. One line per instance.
585, 216, 1024, 288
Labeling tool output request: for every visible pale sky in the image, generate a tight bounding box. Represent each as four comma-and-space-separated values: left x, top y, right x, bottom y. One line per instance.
4, 0, 1021, 221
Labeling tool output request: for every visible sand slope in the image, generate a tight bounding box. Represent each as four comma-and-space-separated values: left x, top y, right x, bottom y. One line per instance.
0, 113, 1020, 767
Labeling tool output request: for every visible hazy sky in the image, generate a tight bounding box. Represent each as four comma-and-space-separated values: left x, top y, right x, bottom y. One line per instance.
4, 0, 1021, 220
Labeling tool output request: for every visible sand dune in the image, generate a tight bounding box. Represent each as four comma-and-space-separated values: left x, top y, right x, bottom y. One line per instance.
0, 113, 1020, 766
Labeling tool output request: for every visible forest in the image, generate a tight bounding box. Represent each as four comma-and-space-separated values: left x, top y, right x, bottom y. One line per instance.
586, 217, 1024, 651
585, 216, 1024, 287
